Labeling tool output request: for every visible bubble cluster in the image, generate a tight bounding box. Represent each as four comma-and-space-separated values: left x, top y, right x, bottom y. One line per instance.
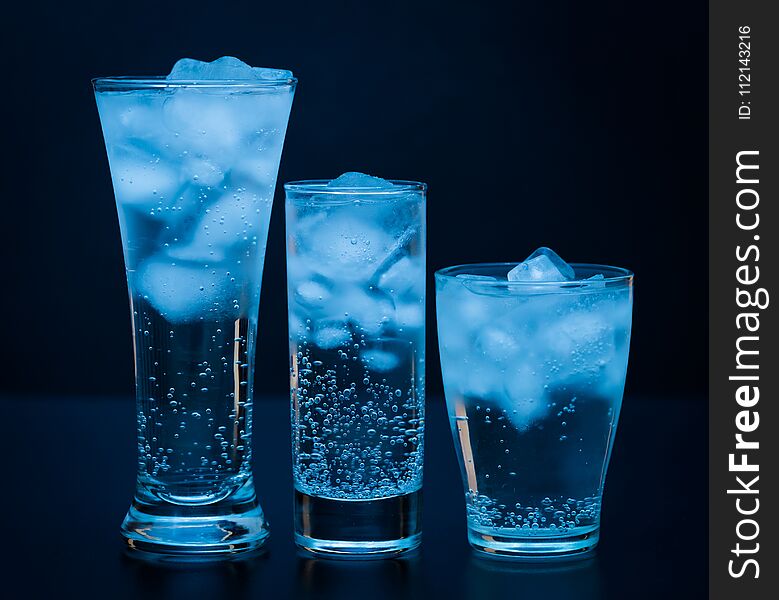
290, 335, 424, 500
467, 492, 601, 532
134, 299, 255, 501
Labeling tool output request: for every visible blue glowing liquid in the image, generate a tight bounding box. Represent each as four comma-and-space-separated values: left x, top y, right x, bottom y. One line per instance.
454, 389, 615, 538
437, 275, 631, 550
96, 85, 292, 506
131, 300, 256, 504
285, 188, 425, 554
290, 341, 424, 500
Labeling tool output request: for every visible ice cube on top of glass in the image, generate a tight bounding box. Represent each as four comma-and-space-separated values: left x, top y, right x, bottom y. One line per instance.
507, 246, 575, 282
167, 56, 293, 81
95, 56, 295, 318
326, 171, 395, 190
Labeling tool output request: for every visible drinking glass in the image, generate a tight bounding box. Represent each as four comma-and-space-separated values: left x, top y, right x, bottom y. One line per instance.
94, 74, 295, 554
435, 263, 633, 558
285, 180, 426, 557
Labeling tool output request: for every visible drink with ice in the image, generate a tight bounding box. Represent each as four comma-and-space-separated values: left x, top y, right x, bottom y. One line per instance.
94, 57, 295, 553
285, 174, 426, 556
435, 249, 633, 558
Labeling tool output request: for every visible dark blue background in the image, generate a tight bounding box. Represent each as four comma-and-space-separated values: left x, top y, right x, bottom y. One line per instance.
2, 0, 706, 400
1, 0, 707, 597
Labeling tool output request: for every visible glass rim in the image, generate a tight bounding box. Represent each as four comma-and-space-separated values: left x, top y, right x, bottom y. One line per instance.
285, 179, 427, 198
435, 262, 634, 286
92, 75, 297, 91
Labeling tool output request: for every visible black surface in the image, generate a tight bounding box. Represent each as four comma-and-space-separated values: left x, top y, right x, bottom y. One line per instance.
1, 0, 707, 400
2, 394, 706, 599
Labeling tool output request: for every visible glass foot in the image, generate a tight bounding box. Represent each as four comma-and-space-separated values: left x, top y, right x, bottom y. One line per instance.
122, 481, 269, 556
468, 526, 599, 560
295, 532, 421, 559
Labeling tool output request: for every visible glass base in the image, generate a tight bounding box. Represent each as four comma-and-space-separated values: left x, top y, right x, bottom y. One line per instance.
295, 532, 422, 558
294, 488, 422, 559
468, 526, 599, 560
122, 478, 269, 556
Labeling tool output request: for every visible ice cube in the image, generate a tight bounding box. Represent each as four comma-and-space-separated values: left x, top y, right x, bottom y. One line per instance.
202, 192, 267, 246
361, 349, 401, 373
508, 247, 575, 282
157, 183, 219, 235
167, 56, 293, 81
162, 91, 245, 157
295, 279, 332, 308
182, 156, 225, 187
303, 212, 394, 282
230, 151, 282, 191
233, 91, 294, 134
449, 284, 494, 324
538, 309, 617, 385
168, 192, 272, 262
327, 172, 393, 189
164, 57, 293, 155
459, 361, 505, 402
597, 358, 628, 400
108, 148, 180, 207
369, 222, 421, 290
476, 326, 521, 363
95, 93, 168, 146
163, 91, 291, 160
286, 254, 313, 285
377, 256, 425, 297
135, 257, 236, 323
342, 287, 393, 336
313, 321, 350, 349
435, 280, 494, 355
395, 301, 425, 330
501, 367, 550, 430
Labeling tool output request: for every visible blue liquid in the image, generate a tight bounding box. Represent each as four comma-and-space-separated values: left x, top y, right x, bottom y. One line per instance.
285, 187, 426, 555
454, 388, 615, 538
96, 75, 294, 553
437, 273, 631, 557
131, 300, 255, 504
291, 341, 424, 501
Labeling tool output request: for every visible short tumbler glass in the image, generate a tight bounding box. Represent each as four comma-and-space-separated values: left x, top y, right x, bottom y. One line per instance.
435, 263, 633, 558
285, 180, 426, 557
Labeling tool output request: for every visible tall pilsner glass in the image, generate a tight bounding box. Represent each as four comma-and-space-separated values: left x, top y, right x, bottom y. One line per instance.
94, 74, 295, 554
